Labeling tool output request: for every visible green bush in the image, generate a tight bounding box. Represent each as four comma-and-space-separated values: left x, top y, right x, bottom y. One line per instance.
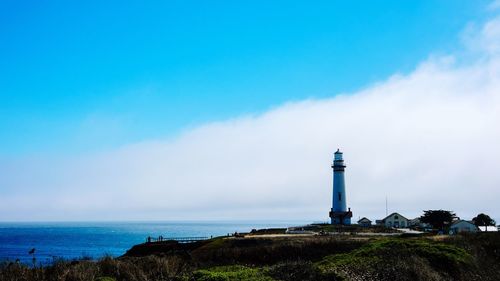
267, 260, 343, 281
193, 266, 275, 281
95, 277, 116, 281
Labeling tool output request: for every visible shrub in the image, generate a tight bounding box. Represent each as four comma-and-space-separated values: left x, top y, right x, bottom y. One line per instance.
267, 260, 343, 281
96, 278, 116, 281
193, 265, 274, 281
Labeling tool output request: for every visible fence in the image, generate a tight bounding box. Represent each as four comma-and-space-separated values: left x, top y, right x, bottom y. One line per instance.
145, 236, 209, 243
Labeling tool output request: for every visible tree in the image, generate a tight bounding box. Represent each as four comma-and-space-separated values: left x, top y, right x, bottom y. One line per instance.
420, 210, 456, 231
472, 213, 496, 231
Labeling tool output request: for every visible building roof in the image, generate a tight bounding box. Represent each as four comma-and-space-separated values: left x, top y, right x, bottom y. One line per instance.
358, 217, 371, 223
450, 220, 477, 228
382, 212, 408, 221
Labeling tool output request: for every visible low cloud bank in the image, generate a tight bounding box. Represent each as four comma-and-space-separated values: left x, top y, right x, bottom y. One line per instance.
1, 16, 500, 222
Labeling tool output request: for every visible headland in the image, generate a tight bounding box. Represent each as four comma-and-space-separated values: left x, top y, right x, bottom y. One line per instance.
2, 224, 499, 281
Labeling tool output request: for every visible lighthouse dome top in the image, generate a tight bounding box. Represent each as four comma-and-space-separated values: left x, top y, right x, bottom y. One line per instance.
334, 149, 343, 160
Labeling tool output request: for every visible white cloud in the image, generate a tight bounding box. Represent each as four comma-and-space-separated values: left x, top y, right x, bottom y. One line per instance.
462, 13, 500, 56
1, 16, 500, 223
489, 0, 500, 11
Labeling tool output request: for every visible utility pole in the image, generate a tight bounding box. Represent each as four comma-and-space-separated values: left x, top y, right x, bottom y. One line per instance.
385, 196, 388, 217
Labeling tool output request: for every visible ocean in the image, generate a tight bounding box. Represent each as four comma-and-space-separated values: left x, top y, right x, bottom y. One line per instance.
0, 221, 304, 265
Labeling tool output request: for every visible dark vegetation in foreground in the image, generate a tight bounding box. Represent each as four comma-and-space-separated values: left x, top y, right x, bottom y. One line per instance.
1, 233, 500, 281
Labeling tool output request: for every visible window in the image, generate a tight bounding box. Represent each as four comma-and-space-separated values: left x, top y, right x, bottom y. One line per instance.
338, 192, 342, 201
394, 215, 399, 219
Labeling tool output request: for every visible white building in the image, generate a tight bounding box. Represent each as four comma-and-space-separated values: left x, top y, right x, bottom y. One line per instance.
380, 212, 408, 228
408, 218, 432, 230
449, 220, 478, 234
478, 226, 498, 232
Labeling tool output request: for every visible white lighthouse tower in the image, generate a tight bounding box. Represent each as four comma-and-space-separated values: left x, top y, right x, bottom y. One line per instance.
329, 149, 352, 225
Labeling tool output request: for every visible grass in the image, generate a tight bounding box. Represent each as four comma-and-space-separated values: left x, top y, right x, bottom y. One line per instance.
197, 237, 226, 250
320, 237, 471, 266
308, 224, 399, 233
316, 237, 474, 280
191, 236, 368, 265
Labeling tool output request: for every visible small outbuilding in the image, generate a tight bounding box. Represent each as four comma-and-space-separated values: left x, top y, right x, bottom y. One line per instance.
478, 226, 498, 232
408, 218, 420, 228
357, 217, 372, 227
379, 212, 409, 228
449, 220, 478, 234
408, 218, 432, 230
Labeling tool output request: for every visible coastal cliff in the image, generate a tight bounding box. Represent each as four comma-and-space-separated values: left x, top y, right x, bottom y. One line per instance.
1, 232, 500, 280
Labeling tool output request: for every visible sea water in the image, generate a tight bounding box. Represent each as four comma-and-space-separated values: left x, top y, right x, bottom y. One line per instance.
0, 221, 304, 265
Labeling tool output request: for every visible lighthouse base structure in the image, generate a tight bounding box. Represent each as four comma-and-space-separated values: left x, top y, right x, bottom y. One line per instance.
329, 208, 353, 225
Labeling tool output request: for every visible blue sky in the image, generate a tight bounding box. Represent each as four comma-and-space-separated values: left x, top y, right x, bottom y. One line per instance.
0, 0, 491, 155
2, 1, 500, 222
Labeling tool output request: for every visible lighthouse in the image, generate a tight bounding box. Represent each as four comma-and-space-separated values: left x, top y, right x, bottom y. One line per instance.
329, 149, 352, 225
